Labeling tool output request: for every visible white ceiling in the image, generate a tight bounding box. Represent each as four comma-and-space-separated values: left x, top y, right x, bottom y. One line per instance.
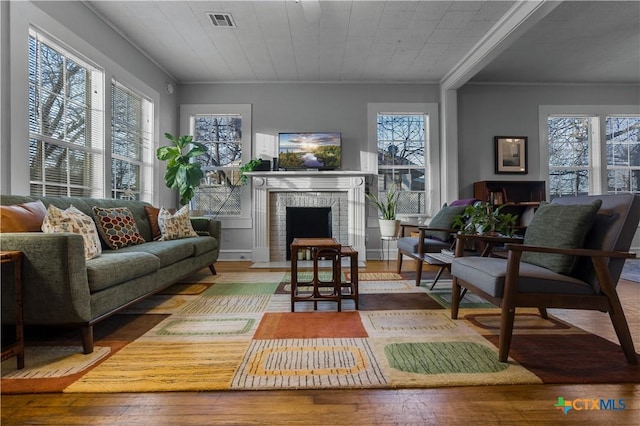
86, 0, 640, 84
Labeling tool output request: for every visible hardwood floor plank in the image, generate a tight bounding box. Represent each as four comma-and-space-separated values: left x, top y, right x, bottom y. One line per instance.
2, 260, 639, 425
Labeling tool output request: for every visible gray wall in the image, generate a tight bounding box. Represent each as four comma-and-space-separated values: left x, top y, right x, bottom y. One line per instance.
0, 1, 10, 192
456, 83, 640, 198
179, 83, 439, 170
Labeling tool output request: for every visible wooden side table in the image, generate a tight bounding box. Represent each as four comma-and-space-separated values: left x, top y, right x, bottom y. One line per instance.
1, 251, 25, 369
290, 238, 342, 312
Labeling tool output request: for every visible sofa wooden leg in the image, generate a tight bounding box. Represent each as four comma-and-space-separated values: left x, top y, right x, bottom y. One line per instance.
209, 264, 217, 275
81, 325, 94, 354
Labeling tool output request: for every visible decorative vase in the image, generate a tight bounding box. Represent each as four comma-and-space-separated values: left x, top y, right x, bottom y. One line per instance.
379, 219, 400, 238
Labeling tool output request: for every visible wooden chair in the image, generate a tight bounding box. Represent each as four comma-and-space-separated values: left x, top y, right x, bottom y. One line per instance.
451, 194, 640, 364
396, 199, 476, 286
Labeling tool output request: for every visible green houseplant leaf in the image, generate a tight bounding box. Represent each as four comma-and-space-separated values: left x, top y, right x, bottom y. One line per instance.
452, 202, 518, 236
239, 159, 264, 185
366, 185, 400, 220
157, 132, 206, 206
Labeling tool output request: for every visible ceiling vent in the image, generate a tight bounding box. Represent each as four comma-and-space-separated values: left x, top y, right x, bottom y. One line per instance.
206, 12, 236, 28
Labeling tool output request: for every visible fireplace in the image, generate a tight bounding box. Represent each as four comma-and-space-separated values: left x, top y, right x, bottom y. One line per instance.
286, 207, 331, 260
248, 171, 370, 262
269, 191, 347, 261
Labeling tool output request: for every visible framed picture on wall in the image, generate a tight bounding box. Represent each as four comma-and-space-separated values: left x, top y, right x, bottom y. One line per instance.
495, 136, 528, 174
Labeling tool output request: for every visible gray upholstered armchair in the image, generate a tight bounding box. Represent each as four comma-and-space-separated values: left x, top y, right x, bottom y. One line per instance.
396, 199, 476, 286
451, 194, 640, 364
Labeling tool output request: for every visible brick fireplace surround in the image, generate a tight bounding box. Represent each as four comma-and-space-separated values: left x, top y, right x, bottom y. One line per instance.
247, 171, 371, 262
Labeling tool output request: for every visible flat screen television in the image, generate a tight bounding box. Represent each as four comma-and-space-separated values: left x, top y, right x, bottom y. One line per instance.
278, 132, 342, 170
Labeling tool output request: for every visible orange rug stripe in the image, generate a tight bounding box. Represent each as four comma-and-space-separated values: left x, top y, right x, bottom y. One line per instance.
254, 312, 368, 339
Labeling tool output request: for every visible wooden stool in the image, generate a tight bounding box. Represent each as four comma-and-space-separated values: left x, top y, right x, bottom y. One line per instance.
290, 238, 342, 312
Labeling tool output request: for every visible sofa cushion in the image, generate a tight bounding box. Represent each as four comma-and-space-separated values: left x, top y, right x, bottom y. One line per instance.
158, 205, 198, 241
521, 199, 602, 275
93, 206, 146, 249
451, 256, 595, 298
117, 239, 195, 267
0, 200, 47, 232
42, 205, 102, 260
86, 251, 160, 293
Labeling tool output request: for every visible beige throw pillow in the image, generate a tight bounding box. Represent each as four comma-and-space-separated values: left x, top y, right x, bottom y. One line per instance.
41, 205, 102, 260
158, 205, 198, 241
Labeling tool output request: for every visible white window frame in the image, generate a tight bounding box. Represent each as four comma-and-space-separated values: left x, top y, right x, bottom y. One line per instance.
28, 28, 105, 197
605, 115, 640, 194
110, 80, 154, 202
539, 105, 639, 196
9, 2, 160, 204
367, 103, 440, 221
180, 104, 252, 229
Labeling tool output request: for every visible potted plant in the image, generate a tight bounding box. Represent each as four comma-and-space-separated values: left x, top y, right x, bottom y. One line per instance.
367, 185, 401, 237
452, 202, 518, 236
157, 132, 207, 206
238, 159, 266, 185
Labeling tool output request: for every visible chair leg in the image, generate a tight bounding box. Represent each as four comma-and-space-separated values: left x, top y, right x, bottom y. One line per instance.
498, 305, 517, 363
592, 257, 638, 364
414, 259, 423, 286
396, 252, 403, 274
208, 264, 217, 275
538, 308, 548, 319
451, 278, 461, 319
606, 296, 638, 364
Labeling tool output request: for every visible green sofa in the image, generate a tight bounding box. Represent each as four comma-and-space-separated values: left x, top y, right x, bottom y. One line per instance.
0, 195, 220, 354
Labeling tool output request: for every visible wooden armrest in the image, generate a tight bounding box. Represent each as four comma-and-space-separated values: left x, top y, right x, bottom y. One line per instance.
413, 226, 458, 256
416, 226, 457, 233
504, 243, 636, 259
454, 233, 524, 244
453, 233, 523, 257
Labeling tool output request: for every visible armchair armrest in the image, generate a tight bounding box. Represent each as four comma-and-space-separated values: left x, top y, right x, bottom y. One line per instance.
504, 243, 636, 260
415, 226, 458, 255
454, 233, 524, 257
499, 243, 636, 304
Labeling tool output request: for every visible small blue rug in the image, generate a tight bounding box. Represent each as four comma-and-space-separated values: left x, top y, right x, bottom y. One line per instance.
621, 259, 640, 283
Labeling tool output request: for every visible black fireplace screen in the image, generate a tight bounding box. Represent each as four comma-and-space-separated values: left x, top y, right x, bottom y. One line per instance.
285, 207, 332, 260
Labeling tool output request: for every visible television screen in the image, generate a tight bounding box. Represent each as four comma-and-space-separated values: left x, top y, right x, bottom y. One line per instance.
278, 132, 342, 170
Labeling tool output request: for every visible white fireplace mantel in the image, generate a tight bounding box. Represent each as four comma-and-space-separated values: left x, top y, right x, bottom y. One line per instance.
247, 171, 373, 262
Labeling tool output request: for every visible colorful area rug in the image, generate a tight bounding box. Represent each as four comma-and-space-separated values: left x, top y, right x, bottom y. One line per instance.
2, 269, 638, 394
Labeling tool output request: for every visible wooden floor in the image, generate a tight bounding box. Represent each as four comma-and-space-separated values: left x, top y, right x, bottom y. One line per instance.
2, 260, 639, 425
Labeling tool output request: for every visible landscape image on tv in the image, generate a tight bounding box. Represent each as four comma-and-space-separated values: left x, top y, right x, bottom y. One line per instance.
278, 132, 342, 170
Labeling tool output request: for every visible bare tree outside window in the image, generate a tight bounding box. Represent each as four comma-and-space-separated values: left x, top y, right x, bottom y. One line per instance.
191, 114, 243, 216
376, 114, 426, 214
547, 116, 592, 198
28, 31, 103, 197
111, 82, 153, 201
548, 115, 640, 199
606, 116, 640, 194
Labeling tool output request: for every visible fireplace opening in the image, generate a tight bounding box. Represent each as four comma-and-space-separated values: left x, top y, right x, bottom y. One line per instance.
286, 207, 332, 260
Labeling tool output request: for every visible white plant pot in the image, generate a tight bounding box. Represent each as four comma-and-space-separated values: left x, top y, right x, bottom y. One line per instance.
379, 219, 400, 237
